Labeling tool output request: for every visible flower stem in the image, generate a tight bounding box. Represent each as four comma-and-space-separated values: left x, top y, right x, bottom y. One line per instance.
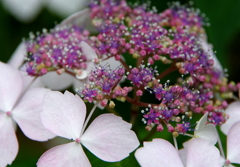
81, 101, 99, 136
173, 135, 178, 150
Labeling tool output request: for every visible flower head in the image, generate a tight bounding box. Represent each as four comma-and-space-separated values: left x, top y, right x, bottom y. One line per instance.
37, 90, 139, 166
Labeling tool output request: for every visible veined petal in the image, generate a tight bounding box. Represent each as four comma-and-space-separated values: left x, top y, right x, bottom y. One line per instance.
186, 138, 221, 167
12, 88, 55, 141
227, 121, 240, 164
221, 101, 240, 135
194, 124, 218, 145
2, 0, 43, 22
0, 62, 23, 111
40, 72, 74, 90
37, 142, 91, 167
81, 114, 139, 162
0, 113, 18, 167
135, 139, 183, 167
41, 91, 86, 139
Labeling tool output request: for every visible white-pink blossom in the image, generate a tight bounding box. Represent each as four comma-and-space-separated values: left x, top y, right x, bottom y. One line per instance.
135, 138, 221, 167
37, 90, 139, 167
0, 62, 55, 167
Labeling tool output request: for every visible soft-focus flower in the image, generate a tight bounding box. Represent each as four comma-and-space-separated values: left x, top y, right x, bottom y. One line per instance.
37, 91, 139, 167
1, 0, 88, 22
0, 62, 55, 166
221, 101, 240, 135
221, 121, 240, 166
135, 138, 221, 167
194, 112, 218, 145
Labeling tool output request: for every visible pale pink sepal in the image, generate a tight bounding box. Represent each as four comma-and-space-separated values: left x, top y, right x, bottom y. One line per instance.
41, 91, 86, 140
40, 72, 74, 90
0, 62, 23, 111
12, 88, 55, 141
135, 139, 183, 167
186, 138, 221, 167
227, 121, 240, 164
37, 142, 91, 167
221, 101, 240, 135
194, 112, 218, 145
81, 114, 140, 162
0, 114, 18, 167
7, 42, 26, 68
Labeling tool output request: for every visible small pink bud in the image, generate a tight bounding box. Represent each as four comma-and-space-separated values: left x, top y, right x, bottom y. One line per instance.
136, 90, 143, 96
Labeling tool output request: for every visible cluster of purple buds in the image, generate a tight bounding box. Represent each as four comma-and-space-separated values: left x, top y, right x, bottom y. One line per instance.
25, 25, 91, 78
78, 64, 132, 107
22, 0, 240, 135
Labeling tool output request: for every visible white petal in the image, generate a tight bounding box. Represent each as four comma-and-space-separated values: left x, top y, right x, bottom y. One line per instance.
135, 138, 183, 167
0, 113, 18, 167
41, 72, 74, 90
179, 147, 188, 167
2, 0, 43, 22
47, 0, 87, 17
186, 138, 221, 167
57, 8, 96, 32
41, 91, 86, 139
195, 112, 208, 131
221, 101, 240, 135
12, 88, 55, 141
80, 41, 98, 61
194, 124, 218, 145
227, 121, 240, 164
37, 142, 91, 167
81, 114, 139, 162
8, 42, 26, 68
0, 62, 23, 111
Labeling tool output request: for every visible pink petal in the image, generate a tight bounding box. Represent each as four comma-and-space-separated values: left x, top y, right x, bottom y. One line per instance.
41, 91, 86, 139
194, 124, 218, 145
0, 62, 23, 111
0, 113, 18, 167
135, 139, 183, 167
37, 142, 91, 167
12, 88, 55, 141
186, 138, 221, 167
227, 121, 240, 164
40, 72, 74, 90
8, 42, 26, 68
221, 101, 240, 135
81, 114, 139, 162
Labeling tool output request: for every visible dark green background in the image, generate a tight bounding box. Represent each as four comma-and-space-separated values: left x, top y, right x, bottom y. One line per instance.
1, 0, 239, 166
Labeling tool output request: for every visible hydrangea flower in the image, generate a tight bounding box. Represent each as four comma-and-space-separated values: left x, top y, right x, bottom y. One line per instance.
194, 112, 218, 145
135, 138, 221, 167
37, 91, 139, 166
221, 101, 240, 135
0, 62, 55, 166
222, 121, 240, 166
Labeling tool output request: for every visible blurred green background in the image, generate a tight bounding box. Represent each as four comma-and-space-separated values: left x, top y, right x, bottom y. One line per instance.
1, 0, 240, 166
